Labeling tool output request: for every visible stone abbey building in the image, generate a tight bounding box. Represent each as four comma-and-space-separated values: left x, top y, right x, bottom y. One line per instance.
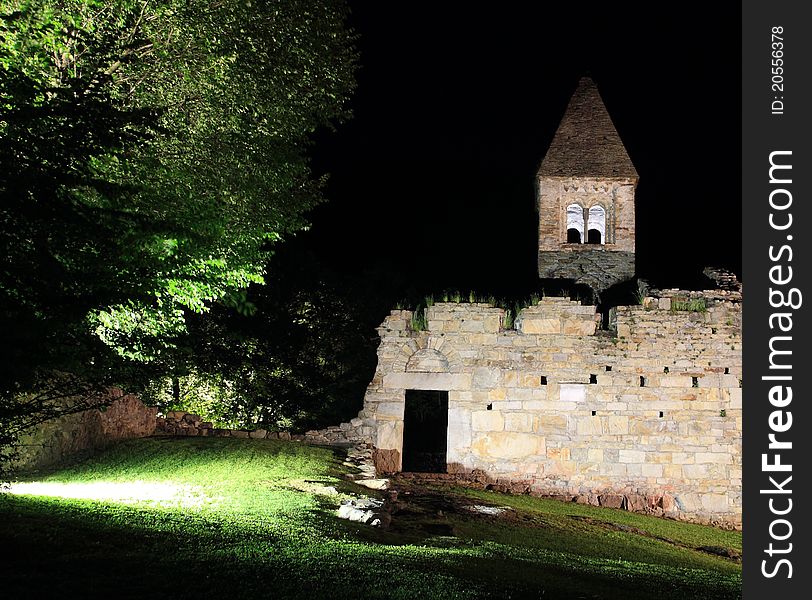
323, 77, 742, 527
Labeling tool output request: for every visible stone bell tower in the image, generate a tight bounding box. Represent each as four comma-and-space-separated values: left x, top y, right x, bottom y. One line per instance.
537, 77, 637, 293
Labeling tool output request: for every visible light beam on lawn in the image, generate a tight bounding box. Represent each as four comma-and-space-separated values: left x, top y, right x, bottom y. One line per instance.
1, 481, 216, 507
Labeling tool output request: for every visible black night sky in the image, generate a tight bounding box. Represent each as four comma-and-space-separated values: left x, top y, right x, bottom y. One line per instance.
302, 3, 741, 304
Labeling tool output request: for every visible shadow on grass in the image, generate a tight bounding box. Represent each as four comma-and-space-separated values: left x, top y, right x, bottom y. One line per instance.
1, 492, 741, 600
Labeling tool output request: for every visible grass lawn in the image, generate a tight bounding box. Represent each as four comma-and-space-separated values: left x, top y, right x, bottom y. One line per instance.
0, 437, 741, 599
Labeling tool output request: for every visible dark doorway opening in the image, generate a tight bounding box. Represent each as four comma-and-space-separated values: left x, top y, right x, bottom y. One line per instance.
402, 389, 449, 473
587, 229, 602, 244
566, 228, 581, 243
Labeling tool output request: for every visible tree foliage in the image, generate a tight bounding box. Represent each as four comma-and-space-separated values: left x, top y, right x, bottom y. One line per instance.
144, 247, 385, 432
0, 0, 356, 459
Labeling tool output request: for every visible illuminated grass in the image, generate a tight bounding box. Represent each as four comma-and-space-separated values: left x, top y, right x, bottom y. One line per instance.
0, 438, 741, 599
454, 487, 742, 552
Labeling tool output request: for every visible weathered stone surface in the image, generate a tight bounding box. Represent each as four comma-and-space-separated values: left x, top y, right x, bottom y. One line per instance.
382, 372, 471, 391
504, 412, 534, 432
626, 494, 648, 512
373, 448, 400, 474
352, 291, 741, 526
660, 495, 676, 512
471, 410, 504, 432
537, 249, 636, 293
356, 479, 390, 490
701, 493, 730, 513
521, 317, 561, 335
560, 384, 586, 403
13, 392, 157, 471
406, 348, 449, 372
337, 498, 389, 528
376, 421, 403, 451
446, 407, 472, 461
472, 367, 502, 388
599, 494, 626, 509
471, 432, 545, 459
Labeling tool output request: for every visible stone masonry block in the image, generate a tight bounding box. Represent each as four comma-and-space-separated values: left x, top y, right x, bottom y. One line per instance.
382, 372, 472, 391
447, 407, 472, 460
660, 375, 695, 388
682, 464, 709, 479
562, 318, 596, 336
471, 432, 545, 459
471, 410, 504, 432
695, 452, 732, 464
375, 402, 404, 418
473, 367, 502, 388
700, 493, 730, 513
483, 315, 501, 332
730, 388, 742, 409
460, 319, 485, 333
376, 421, 403, 451
605, 416, 629, 435
504, 412, 534, 432
619, 449, 646, 464
560, 384, 586, 403
525, 318, 562, 335
535, 414, 568, 434
576, 416, 602, 435
641, 463, 663, 478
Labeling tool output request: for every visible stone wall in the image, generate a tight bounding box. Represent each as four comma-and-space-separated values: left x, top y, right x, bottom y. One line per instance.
13, 392, 157, 471
355, 295, 742, 527
156, 411, 310, 442
154, 410, 375, 447
537, 248, 635, 292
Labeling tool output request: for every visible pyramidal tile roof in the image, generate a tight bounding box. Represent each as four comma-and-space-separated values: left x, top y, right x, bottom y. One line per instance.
538, 77, 638, 178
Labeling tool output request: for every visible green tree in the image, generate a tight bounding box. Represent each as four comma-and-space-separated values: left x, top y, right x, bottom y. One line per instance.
0, 0, 356, 462
145, 247, 388, 433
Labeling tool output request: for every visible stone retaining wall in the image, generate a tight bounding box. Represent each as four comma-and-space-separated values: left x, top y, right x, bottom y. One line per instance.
355, 294, 743, 527
13, 392, 157, 471
155, 411, 373, 447
156, 412, 305, 441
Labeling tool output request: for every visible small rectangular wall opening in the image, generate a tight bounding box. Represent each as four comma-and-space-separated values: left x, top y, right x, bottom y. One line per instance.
605, 365, 612, 371
402, 389, 449, 473
692, 377, 699, 388
540, 376, 548, 385
639, 376, 646, 387
589, 374, 598, 384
